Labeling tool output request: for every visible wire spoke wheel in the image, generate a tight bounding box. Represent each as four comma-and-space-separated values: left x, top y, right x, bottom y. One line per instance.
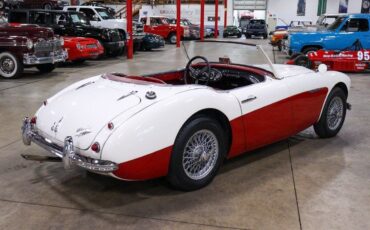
182, 129, 219, 180
326, 96, 344, 131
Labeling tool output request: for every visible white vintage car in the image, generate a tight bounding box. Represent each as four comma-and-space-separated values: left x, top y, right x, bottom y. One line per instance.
22, 41, 351, 190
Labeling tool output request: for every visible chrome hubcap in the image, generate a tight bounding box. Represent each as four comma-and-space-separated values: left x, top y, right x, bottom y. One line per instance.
1, 57, 15, 74
327, 96, 344, 130
170, 35, 177, 44
182, 130, 219, 180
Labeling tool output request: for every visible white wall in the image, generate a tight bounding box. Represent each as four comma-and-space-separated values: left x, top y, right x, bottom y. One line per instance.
267, 0, 363, 27
326, 0, 362, 14
139, 4, 234, 27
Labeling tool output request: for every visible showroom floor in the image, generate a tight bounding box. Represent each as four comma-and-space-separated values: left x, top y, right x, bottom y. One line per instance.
0, 39, 369, 230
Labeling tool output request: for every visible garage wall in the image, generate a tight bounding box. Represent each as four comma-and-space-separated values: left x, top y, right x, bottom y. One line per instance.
267, 0, 364, 26
325, 0, 362, 14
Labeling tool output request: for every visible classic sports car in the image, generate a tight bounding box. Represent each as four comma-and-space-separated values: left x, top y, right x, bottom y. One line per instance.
287, 40, 369, 72
64, 37, 104, 63
21, 41, 351, 190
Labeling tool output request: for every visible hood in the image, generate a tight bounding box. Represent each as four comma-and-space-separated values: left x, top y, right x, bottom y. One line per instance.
35, 74, 196, 149
1, 23, 54, 39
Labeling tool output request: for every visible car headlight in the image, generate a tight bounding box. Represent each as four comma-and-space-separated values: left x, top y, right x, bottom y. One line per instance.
76, 43, 82, 50
26, 39, 33, 50
60, 37, 64, 46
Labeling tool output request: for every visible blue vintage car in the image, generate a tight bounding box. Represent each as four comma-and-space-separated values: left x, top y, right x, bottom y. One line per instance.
286, 14, 370, 55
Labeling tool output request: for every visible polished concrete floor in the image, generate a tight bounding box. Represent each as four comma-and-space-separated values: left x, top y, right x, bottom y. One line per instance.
0, 39, 369, 230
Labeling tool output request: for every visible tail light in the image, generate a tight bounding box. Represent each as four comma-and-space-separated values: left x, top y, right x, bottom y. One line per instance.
91, 142, 100, 153
30, 116, 37, 125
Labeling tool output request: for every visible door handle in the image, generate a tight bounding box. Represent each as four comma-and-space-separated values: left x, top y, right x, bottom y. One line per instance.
242, 95, 257, 103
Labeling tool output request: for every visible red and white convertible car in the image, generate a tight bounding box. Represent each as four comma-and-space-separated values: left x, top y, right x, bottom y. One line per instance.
22, 41, 351, 190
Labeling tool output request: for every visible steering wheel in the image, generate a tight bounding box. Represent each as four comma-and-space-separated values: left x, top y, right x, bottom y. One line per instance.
184, 56, 211, 85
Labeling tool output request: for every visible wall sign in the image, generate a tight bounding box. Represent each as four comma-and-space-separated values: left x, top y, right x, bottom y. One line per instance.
362, 0, 370, 13
339, 0, 348, 13
297, 0, 306, 16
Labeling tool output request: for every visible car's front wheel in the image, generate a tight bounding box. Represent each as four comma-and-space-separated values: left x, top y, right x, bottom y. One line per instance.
0, 52, 23, 79
314, 87, 347, 138
167, 116, 227, 191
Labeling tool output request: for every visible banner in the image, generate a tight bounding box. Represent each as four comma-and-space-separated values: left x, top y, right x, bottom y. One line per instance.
339, 0, 348, 13
297, 0, 306, 16
362, 0, 370, 13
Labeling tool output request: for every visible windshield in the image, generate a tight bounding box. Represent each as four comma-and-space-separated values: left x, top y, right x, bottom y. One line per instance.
327, 17, 346, 30
96, 8, 114, 19
183, 41, 276, 76
70, 12, 90, 25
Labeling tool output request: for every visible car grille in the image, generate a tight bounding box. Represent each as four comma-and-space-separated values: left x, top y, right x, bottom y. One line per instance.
87, 44, 97, 49
34, 39, 62, 53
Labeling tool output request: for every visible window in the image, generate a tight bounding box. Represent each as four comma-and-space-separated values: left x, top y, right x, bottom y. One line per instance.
33, 12, 52, 25
79, 8, 98, 21
317, 0, 327, 16
66, 8, 77, 11
9, 12, 28, 23
341, 19, 369, 32
95, 8, 114, 20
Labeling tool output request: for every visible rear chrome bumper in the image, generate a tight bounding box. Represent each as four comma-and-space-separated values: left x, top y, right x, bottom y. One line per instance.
21, 117, 118, 173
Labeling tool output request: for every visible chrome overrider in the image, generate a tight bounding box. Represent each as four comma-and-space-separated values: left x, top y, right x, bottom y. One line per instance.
21, 117, 118, 173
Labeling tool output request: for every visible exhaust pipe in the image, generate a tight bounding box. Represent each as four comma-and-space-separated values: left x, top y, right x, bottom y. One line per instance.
21, 154, 62, 162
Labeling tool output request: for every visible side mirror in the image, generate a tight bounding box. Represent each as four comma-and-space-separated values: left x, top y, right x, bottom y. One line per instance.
92, 15, 99, 21
318, 64, 328, 73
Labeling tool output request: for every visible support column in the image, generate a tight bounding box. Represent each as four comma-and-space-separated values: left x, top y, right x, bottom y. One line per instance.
200, 0, 205, 41
224, 0, 227, 28
126, 0, 133, 59
176, 0, 181, 47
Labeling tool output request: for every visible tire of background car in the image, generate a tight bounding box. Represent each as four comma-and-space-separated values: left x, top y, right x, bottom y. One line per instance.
223, 33, 228, 38
72, 59, 86, 64
0, 52, 23, 79
109, 47, 124, 57
294, 55, 312, 69
302, 46, 319, 55
290, 52, 304, 60
245, 34, 251, 39
263, 34, 268, 39
314, 87, 347, 138
167, 116, 227, 191
278, 41, 282, 51
168, 32, 177, 44
43, 3, 52, 10
237, 33, 242, 38
0, 0, 5, 10
36, 64, 55, 73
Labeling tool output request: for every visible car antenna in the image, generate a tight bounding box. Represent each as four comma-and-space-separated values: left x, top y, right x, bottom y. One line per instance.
182, 40, 190, 61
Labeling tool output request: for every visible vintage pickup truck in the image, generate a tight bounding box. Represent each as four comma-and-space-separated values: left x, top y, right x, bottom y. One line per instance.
0, 21, 67, 79
286, 14, 370, 55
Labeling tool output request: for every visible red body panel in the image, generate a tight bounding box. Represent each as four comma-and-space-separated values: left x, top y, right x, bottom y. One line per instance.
63, 37, 104, 61
288, 50, 370, 72
141, 17, 185, 39
113, 88, 328, 180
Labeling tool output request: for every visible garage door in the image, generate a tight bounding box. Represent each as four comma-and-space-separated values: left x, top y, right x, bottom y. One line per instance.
233, 0, 267, 10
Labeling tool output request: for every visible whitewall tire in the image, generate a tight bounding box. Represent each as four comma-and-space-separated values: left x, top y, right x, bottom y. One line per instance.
0, 52, 23, 79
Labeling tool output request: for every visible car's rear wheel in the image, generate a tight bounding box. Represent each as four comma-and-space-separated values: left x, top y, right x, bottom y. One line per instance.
36, 64, 55, 73
167, 116, 227, 191
294, 55, 312, 69
314, 87, 347, 138
0, 52, 23, 79
302, 46, 319, 55
168, 33, 177, 44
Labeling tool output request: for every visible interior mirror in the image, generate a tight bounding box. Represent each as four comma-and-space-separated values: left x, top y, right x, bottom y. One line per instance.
318, 64, 328, 73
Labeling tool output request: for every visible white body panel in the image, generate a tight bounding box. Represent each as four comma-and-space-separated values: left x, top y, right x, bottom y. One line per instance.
33, 64, 350, 168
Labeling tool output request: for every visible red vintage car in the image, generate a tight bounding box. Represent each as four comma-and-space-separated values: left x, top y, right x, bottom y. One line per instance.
287, 40, 369, 72
63, 37, 104, 63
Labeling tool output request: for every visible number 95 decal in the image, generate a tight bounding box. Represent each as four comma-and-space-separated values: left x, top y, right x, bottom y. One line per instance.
358, 51, 370, 61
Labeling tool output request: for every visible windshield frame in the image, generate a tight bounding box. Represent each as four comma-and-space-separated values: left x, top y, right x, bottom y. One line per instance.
191, 40, 281, 79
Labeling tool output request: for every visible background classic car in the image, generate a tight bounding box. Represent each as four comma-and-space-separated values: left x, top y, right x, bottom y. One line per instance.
286, 14, 370, 55
21, 41, 350, 191
8, 9, 126, 57
63, 36, 104, 63
0, 22, 66, 78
